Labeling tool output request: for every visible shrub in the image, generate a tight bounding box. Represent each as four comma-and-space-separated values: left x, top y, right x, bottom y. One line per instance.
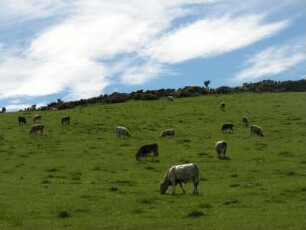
216, 86, 232, 94
133, 92, 159, 100
106, 92, 130, 103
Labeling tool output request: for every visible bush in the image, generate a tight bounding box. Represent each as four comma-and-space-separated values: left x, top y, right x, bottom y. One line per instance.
133, 92, 159, 100
106, 93, 130, 103
216, 86, 231, 94
57, 102, 75, 110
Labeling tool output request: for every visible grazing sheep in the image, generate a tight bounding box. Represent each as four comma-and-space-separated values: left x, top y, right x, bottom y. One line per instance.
160, 129, 175, 137
167, 96, 174, 102
251, 125, 264, 137
136, 143, 159, 161
242, 117, 249, 126
18, 116, 27, 125
29, 124, 44, 135
215, 140, 227, 159
221, 123, 233, 133
219, 102, 225, 111
32, 114, 41, 123
115, 126, 131, 138
160, 163, 200, 195
61, 116, 70, 125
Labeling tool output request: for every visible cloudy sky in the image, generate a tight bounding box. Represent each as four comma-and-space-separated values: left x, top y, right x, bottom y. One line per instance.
0, 0, 305, 111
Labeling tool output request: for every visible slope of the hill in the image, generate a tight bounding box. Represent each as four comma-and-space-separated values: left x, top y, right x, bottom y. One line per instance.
0, 92, 305, 230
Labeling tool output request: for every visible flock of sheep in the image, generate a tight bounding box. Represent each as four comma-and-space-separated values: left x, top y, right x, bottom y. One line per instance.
111, 101, 264, 195
18, 114, 71, 135
17, 100, 264, 195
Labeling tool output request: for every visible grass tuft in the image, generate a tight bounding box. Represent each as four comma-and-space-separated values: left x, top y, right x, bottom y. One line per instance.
70, 170, 82, 181
197, 152, 208, 156
109, 187, 119, 192
145, 166, 155, 170
58, 209, 70, 219
199, 203, 212, 209
92, 166, 101, 171
115, 180, 134, 186
279, 151, 295, 157
187, 210, 205, 218
41, 178, 51, 184
46, 167, 57, 172
139, 199, 154, 205
284, 171, 296, 176
132, 209, 144, 214
230, 183, 240, 187
224, 199, 239, 206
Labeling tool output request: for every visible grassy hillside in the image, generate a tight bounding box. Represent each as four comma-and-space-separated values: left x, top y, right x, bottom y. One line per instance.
0, 92, 305, 230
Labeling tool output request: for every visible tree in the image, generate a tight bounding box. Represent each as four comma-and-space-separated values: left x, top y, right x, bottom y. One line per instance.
1, 107, 6, 113
204, 80, 211, 89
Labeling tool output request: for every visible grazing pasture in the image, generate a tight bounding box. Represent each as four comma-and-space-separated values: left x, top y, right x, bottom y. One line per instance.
0, 92, 305, 229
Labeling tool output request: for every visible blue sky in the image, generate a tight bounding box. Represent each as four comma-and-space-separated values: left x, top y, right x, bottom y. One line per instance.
0, 0, 305, 111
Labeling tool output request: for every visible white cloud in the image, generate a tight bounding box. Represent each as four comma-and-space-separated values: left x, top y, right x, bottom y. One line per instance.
0, 56, 109, 100
5, 103, 31, 112
145, 15, 288, 63
121, 62, 162, 85
29, 13, 157, 60
234, 39, 306, 81
5, 102, 47, 112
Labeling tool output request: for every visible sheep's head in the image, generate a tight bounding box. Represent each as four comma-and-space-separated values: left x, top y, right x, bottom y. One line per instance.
160, 175, 170, 194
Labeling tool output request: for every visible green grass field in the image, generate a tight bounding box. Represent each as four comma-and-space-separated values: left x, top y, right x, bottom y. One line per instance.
0, 92, 305, 230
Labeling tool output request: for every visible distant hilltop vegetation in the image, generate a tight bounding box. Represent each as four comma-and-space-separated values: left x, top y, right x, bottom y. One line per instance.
23, 79, 306, 111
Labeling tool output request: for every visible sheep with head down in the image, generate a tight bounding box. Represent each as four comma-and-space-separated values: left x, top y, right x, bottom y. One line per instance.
115, 126, 131, 138
160, 163, 200, 195
160, 129, 175, 137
